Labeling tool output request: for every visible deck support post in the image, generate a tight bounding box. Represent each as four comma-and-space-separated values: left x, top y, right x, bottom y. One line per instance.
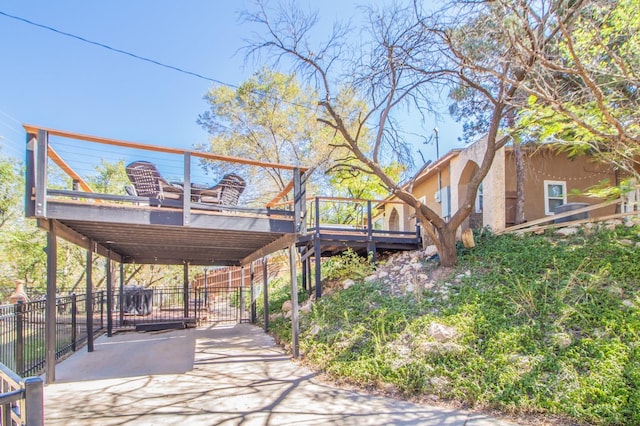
367, 200, 376, 262
119, 262, 124, 328
301, 253, 308, 292
183, 263, 189, 320
86, 242, 94, 352
106, 255, 113, 337
45, 220, 57, 384
263, 256, 269, 332
314, 237, 322, 300
250, 263, 256, 324
289, 245, 299, 358
240, 266, 245, 322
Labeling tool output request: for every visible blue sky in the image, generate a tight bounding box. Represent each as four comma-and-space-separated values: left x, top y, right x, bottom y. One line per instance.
0, 1, 462, 177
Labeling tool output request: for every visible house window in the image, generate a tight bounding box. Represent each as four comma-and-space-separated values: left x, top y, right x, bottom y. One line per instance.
544, 180, 566, 215
475, 183, 483, 213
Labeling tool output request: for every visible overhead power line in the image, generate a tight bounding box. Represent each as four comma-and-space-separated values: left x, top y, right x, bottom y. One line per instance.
0, 10, 324, 115
0, 10, 237, 88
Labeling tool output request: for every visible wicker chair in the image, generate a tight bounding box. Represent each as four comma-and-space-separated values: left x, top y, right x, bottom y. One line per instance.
191, 173, 246, 206
125, 161, 183, 200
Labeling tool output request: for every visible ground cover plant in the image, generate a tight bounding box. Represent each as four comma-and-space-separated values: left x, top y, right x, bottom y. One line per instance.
269, 223, 640, 425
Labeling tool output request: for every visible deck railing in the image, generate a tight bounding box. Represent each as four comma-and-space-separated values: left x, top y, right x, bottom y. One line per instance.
24, 125, 307, 224
0, 362, 43, 426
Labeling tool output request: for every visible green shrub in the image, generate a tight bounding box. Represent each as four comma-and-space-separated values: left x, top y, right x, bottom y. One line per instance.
321, 249, 375, 281
271, 223, 640, 425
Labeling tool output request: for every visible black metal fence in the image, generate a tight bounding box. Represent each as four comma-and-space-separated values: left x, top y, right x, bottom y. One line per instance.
0, 286, 246, 377
0, 292, 105, 377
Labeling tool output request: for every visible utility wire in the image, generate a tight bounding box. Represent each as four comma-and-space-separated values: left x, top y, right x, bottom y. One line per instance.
0, 10, 324, 115
0, 10, 237, 88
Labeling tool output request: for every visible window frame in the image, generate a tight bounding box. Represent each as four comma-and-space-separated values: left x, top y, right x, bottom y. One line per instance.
544, 180, 567, 215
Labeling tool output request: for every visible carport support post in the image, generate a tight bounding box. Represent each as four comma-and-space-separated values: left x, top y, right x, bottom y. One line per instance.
183, 263, 189, 319
45, 220, 57, 384
119, 263, 124, 327
289, 245, 299, 358
250, 263, 256, 324
86, 243, 94, 352
106, 256, 113, 337
263, 257, 269, 332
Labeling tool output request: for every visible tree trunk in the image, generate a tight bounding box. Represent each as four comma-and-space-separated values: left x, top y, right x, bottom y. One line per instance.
437, 225, 458, 267
514, 143, 526, 225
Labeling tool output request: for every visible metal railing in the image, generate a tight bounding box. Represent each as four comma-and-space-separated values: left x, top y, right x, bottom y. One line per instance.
0, 292, 105, 378
0, 362, 43, 425
0, 286, 246, 379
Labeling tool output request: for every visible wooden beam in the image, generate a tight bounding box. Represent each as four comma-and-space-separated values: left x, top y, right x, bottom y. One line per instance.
266, 180, 294, 208
241, 233, 296, 265
36, 218, 123, 262
47, 145, 97, 195
497, 198, 622, 234
24, 124, 308, 172
505, 210, 640, 235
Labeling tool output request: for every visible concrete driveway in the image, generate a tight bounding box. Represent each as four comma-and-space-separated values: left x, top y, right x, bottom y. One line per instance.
43, 324, 518, 425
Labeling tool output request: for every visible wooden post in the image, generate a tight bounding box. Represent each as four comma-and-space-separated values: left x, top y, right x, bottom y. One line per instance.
35, 130, 48, 217
250, 263, 257, 324
289, 245, 299, 358
240, 266, 246, 322
263, 257, 269, 332
314, 237, 322, 300
106, 256, 113, 337
119, 262, 125, 328
25, 132, 37, 217
45, 220, 57, 384
86, 243, 94, 352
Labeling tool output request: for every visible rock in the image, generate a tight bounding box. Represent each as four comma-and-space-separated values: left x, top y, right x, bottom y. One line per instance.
619, 239, 634, 247
622, 299, 635, 308
282, 300, 292, 312
343, 279, 356, 289
300, 301, 313, 313
553, 333, 572, 348
427, 322, 456, 342
424, 245, 438, 257
605, 223, 617, 231
378, 271, 389, 278
555, 227, 579, 236
364, 274, 377, 282
636, 242, 640, 248
309, 324, 321, 336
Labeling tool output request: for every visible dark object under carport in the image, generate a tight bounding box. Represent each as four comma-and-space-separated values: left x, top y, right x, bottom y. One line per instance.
122, 287, 153, 315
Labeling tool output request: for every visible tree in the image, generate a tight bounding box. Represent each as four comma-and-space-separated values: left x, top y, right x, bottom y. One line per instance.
198, 68, 348, 204
245, 0, 584, 266
518, 0, 639, 181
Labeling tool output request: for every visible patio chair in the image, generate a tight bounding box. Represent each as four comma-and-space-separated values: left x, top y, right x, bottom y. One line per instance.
191, 173, 246, 206
125, 161, 183, 201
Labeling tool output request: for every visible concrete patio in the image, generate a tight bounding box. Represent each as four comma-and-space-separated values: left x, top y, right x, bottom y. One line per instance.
43, 324, 518, 425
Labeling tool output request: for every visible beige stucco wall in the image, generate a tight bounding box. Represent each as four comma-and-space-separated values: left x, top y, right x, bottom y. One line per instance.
450, 136, 506, 233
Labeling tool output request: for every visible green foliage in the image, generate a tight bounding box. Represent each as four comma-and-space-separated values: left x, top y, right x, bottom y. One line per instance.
270, 224, 640, 425
321, 249, 375, 281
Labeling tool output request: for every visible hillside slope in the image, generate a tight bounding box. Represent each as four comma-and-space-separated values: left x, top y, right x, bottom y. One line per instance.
269, 219, 640, 425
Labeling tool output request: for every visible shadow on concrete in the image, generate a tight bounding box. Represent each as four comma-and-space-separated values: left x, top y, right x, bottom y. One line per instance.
44, 324, 517, 425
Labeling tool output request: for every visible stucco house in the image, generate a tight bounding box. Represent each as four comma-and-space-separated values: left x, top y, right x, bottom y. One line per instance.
377, 136, 627, 236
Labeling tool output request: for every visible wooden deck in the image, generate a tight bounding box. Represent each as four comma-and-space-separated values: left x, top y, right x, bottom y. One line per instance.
25, 126, 421, 267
